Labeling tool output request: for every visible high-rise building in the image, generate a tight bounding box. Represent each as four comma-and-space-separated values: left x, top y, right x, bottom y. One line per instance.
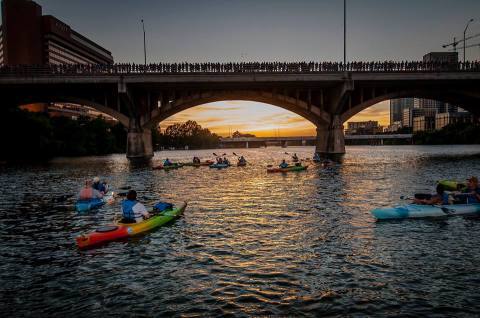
390, 98, 414, 125
0, 0, 114, 120
435, 112, 474, 130
0, 0, 113, 66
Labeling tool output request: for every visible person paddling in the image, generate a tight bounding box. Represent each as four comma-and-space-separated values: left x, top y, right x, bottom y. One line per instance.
193, 156, 201, 164
120, 190, 150, 223
92, 177, 108, 194
414, 184, 449, 205
292, 153, 299, 162
279, 159, 289, 169
79, 180, 103, 200
455, 176, 480, 204
313, 152, 321, 162
163, 158, 173, 166
238, 156, 247, 164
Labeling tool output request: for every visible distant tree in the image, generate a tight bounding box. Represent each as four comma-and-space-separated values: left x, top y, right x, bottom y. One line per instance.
232, 130, 256, 138
160, 120, 220, 149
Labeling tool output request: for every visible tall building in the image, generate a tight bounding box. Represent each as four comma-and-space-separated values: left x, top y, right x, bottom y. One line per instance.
345, 121, 382, 135
423, 52, 458, 64
435, 112, 474, 130
0, 0, 113, 66
390, 98, 414, 125
0, 0, 114, 120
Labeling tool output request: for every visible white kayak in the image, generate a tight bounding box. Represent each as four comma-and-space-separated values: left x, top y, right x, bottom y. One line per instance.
371, 203, 480, 220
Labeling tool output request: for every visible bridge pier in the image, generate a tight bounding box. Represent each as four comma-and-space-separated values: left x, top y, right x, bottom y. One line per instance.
126, 119, 153, 161
315, 116, 345, 157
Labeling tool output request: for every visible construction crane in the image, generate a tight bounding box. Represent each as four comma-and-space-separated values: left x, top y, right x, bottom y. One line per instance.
443, 32, 480, 51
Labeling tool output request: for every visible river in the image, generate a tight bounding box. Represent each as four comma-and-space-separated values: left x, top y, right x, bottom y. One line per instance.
1, 145, 480, 317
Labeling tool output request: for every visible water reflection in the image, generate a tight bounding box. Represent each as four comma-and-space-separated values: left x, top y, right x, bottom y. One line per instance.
1, 145, 480, 316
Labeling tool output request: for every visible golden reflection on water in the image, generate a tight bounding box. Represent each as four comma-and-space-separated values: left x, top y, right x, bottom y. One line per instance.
4, 145, 480, 316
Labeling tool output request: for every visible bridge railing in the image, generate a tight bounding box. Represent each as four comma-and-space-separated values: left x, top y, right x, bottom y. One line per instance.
1, 61, 480, 76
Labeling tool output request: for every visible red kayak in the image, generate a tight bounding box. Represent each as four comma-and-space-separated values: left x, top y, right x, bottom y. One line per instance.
76, 225, 130, 248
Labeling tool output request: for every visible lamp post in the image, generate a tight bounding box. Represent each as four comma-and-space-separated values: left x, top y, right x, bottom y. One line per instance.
141, 19, 147, 67
343, 0, 346, 67
463, 18, 474, 63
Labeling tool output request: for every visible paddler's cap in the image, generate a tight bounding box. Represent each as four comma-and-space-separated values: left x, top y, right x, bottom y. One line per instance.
467, 176, 478, 183
93, 177, 100, 183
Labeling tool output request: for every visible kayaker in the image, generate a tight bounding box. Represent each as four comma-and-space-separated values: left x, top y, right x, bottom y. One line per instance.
457, 176, 480, 204
279, 160, 289, 169
163, 158, 173, 166
313, 152, 321, 162
193, 157, 201, 164
292, 153, 299, 162
216, 157, 222, 164
238, 156, 246, 164
120, 190, 150, 223
92, 177, 108, 194
223, 157, 230, 165
79, 180, 103, 200
414, 184, 449, 205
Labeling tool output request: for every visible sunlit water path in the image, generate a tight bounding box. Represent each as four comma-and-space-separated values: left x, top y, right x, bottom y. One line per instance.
1, 145, 480, 316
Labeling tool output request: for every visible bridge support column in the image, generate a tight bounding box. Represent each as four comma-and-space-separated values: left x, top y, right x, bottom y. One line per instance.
126, 119, 153, 161
246, 141, 249, 148
315, 124, 328, 154
327, 115, 345, 154
315, 115, 345, 157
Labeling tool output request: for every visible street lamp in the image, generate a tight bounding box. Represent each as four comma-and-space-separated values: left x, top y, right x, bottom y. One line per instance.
141, 19, 147, 67
463, 18, 474, 63
343, 0, 346, 66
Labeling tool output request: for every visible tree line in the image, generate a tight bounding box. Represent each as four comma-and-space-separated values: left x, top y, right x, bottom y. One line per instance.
0, 106, 127, 162
0, 106, 220, 163
155, 120, 220, 149
413, 122, 480, 145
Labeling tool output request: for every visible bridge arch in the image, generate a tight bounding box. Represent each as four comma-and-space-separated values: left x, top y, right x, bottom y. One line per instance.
13, 96, 129, 127
143, 90, 331, 129
341, 89, 480, 123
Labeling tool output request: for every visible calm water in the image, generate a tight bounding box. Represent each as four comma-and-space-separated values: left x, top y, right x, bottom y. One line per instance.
1, 145, 480, 317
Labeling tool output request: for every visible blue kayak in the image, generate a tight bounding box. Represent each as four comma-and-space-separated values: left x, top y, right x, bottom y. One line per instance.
75, 192, 114, 212
371, 203, 480, 220
209, 163, 230, 169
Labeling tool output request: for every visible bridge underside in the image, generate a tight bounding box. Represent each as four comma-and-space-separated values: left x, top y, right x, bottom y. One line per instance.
1, 71, 480, 160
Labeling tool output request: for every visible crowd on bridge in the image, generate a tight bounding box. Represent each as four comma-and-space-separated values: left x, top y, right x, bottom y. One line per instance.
2, 60, 480, 75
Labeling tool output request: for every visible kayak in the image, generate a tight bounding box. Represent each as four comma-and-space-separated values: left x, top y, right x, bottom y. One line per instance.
75, 192, 114, 212
237, 161, 247, 167
438, 180, 467, 191
183, 161, 214, 167
153, 163, 183, 170
267, 165, 308, 173
371, 203, 480, 220
76, 202, 187, 249
209, 163, 230, 169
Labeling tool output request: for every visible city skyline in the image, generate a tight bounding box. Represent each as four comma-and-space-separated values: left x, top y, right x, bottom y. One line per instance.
4, 0, 480, 136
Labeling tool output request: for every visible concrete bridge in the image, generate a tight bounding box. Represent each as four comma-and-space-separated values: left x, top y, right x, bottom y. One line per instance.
219, 134, 413, 148
1, 63, 479, 160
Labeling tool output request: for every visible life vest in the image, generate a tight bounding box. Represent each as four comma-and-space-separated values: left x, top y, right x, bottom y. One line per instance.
93, 182, 106, 193
79, 188, 93, 200
121, 200, 137, 220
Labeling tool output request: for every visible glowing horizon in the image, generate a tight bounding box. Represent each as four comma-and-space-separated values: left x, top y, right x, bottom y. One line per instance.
159, 100, 390, 137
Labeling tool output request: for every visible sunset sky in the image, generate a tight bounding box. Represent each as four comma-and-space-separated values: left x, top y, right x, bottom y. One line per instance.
161, 101, 390, 137
21, 0, 480, 136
